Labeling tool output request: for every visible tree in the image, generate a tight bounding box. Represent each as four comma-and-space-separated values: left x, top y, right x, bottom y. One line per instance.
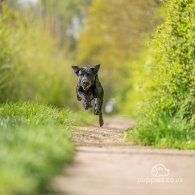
0, 0, 4, 13
77, 0, 160, 107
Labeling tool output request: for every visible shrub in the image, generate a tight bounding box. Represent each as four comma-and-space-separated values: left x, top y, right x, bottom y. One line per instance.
150, 0, 195, 124
0, 6, 76, 107
128, 0, 195, 149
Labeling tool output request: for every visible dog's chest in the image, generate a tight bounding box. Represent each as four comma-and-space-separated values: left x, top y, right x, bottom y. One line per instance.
84, 91, 94, 101
78, 85, 97, 100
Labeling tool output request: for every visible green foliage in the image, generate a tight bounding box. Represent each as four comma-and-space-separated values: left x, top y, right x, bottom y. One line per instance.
128, 113, 195, 149
0, 102, 77, 195
0, 6, 77, 107
77, 0, 159, 105
118, 50, 154, 117
150, 0, 195, 123
37, 0, 91, 47
1, 0, 160, 113
128, 0, 195, 149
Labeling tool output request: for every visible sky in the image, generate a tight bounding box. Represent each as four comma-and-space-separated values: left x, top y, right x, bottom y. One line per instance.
19, 0, 38, 4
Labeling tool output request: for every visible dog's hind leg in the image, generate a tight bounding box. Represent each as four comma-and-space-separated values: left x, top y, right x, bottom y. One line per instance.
98, 99, 104, 127
99, 112, 104, 127
94, 98, 101, 115
94, 97, 104, 127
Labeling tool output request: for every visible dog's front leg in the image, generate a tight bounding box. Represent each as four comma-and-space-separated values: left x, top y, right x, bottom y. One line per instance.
77, 94, 82, 101
76, 86, 82, 101
83, 98, 91, 110
79, 93, 91, 109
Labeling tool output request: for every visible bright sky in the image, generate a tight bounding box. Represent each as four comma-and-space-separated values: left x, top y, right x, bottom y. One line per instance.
19, 0, 38, 4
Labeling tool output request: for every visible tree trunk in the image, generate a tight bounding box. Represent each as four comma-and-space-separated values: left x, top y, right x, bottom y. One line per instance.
41, 0, 47, 29
0, 0, 4, 14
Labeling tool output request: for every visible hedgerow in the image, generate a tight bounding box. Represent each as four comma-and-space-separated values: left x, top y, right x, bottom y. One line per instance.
128, 0, 195, 149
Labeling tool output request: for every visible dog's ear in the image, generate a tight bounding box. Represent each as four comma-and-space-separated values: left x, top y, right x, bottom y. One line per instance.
92, 64, 100, 74
72, 65, 80, 75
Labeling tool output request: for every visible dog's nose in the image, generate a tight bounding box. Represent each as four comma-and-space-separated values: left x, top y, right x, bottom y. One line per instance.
82, 80, 89, 85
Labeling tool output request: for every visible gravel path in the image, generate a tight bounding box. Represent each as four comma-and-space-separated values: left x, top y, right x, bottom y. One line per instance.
51, 118, 195, 195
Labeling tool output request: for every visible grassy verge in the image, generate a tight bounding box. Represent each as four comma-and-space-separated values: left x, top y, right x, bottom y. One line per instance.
0, 101, 91, 195
127, 113, 195, 150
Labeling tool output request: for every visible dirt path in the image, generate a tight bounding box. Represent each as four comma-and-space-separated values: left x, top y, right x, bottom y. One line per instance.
51, 118, 195, 195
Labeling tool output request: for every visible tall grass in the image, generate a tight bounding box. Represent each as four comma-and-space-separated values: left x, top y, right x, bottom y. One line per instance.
128, 113, 195, 149
0, 102, 78, 195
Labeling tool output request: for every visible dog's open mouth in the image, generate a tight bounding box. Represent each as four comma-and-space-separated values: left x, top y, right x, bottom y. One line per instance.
82, 85, 90, 91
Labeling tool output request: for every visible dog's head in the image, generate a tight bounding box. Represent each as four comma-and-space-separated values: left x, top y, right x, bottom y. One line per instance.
72, 64, 100, 91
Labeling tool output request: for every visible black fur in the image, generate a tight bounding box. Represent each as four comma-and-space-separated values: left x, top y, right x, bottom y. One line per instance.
72, 64, 104, 127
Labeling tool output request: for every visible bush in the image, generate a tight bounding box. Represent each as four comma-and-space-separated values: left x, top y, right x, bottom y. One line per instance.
150, 0, 195, 123
0, 6, 76, 107
128, 0, 195, 149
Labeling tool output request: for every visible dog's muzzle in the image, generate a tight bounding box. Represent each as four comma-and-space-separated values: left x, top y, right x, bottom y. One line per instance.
81, 80, 91, 91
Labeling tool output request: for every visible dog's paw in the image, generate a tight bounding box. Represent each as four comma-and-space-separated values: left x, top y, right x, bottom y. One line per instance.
83, 104, 88, 110
99, 119, 104, 127
77, 96, 82, 101
83, 102, 92, 110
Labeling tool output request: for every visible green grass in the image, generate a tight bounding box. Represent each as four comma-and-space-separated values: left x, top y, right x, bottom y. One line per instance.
127, 114, 195, 150
0, 101, 92, 195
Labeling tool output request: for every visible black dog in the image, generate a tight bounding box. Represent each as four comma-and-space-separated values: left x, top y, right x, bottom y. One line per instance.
72, 64, 104, 127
